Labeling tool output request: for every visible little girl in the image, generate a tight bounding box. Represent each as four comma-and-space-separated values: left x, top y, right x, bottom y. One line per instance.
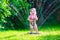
28, 8, 38, 34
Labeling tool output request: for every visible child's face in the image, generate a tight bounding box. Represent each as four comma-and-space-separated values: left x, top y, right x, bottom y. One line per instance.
30, 8, 36, 15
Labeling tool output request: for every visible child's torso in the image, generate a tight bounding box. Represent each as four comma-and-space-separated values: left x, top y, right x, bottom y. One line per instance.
29, 15, 36, 20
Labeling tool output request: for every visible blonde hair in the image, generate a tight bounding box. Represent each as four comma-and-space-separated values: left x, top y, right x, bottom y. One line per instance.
30, 8, 37, 15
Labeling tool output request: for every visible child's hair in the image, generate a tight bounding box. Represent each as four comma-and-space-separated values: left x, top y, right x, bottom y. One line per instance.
30, 8, 37, 15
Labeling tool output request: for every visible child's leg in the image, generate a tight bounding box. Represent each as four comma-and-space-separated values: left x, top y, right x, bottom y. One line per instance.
34, 24, 38, 33
30, 23, 33, 33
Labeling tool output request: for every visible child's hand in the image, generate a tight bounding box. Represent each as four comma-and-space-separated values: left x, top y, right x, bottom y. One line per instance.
36, 17, 38, 20
29, 20, 33, 22
35, 16, 38, 21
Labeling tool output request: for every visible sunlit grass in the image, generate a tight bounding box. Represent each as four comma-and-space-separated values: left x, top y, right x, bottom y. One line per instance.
0, 30, 60, 40
0, 25, 60, 40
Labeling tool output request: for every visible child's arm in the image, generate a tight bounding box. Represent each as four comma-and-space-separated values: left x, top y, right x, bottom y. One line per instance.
36, 15, 38, 21
27, 16, 33, 22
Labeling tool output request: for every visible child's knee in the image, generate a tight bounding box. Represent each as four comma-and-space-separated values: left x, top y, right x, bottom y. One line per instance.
34, 24, 38, 29
30, 24, 33, 29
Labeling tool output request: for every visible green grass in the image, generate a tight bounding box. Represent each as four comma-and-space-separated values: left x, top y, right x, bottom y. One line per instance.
0, 25, 60, 40
0, 30, 60, 40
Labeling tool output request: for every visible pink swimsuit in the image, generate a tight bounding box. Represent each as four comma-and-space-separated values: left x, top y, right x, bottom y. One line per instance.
29, 14, 37, 20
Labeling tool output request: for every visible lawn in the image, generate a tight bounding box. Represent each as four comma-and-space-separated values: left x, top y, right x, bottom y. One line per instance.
0, 30, 60, 40
0, 25, 60, 40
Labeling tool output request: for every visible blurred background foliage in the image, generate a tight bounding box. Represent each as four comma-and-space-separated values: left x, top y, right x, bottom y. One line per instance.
0, 0, 30, 30
0, 0, 60, 30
